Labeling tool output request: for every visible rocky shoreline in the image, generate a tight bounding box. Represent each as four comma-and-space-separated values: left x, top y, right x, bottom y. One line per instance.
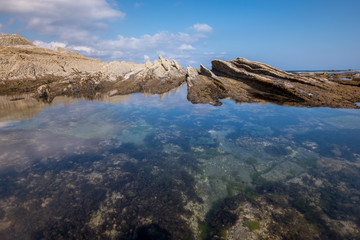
1, 34, 360, 108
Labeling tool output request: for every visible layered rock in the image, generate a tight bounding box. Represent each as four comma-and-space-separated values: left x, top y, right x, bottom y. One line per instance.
113, 56, 186, 95
186, 58, 360, 108
1, 34, 360, 108
0, 34, 187, 101
186, 66, 227, 105
0, 34, 106, 80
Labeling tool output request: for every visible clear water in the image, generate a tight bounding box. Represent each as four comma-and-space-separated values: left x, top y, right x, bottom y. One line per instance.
0, 87, 360, 239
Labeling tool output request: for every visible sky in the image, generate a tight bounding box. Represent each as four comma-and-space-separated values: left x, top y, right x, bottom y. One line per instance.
0, 0, 360, 70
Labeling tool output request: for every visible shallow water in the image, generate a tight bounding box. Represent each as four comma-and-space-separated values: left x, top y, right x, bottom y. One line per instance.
0, 87, 360, 239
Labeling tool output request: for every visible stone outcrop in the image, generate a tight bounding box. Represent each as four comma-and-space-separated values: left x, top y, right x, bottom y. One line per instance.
114, 56, 186, 94
0, 34, 187, 100
186, 58, 360, 108
1, 34, 360, 108
0, 34, 106, 80
186, 66, 226, 105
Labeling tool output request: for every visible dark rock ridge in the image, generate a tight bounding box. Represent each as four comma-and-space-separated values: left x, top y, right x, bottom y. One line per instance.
1, 34, 359, 108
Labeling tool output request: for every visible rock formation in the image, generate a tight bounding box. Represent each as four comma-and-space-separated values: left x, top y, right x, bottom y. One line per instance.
186, 58, 360, 108
0, 34, 187, 101
1, 34, 360, 108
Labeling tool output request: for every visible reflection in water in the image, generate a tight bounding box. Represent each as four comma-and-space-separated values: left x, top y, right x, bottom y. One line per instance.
0, 86, 360, 239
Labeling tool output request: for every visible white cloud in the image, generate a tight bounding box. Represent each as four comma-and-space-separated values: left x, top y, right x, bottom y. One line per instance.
29, 20, 215, 66
179, 44, 195, 50
192, 23, 213, 33
71, 46, 95, 55
33, 24, 216, 65
0, 0, 219, 66
33, 40, 105, 56
102, 31, 199, 51
0, 0, 125, 42
33, 40, 67, 50
0, 0, 124, 20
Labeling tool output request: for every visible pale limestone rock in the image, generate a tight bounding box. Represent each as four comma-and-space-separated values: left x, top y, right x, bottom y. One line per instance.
56, 47, 83, 57
0, 34, 34, 46
173, 60, 182, 70
36, 84, 50, 100
186, 66, 200, 87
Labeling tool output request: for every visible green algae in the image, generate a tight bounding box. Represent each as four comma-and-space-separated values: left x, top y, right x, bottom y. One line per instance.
245, 220, 260, 231
198, 220, 210, 240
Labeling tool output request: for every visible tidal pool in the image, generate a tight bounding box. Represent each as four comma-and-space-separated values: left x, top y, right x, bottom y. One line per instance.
0, 86, 359, 240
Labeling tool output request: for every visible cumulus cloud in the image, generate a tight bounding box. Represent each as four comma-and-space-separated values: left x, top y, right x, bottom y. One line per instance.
0, 0, 125, 43
0, 0, 218, 66
102, 31, 198, 51
33, 40, 105, 56
179, 44, 195, 50
32, 24, 215, 65
192, 23, 213, 33
33, 40, 67, 50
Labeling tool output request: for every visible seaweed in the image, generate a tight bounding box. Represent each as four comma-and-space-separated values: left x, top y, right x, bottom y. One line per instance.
245, 220, 260, 231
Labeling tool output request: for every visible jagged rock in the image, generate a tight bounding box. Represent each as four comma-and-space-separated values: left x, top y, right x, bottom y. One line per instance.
1, 34, 360, 108
0, 34, 187, 99
186, 66, 225, 105
114, 56, 187, 95
212, 57, 320, 85
36, 84, 51, 102
189, 58, 360, 108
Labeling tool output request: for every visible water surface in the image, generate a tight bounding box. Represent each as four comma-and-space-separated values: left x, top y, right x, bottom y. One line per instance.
0, 87, 359, 239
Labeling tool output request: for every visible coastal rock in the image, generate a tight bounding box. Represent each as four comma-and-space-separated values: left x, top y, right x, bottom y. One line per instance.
186, 66, 225, 105
0, 34, 106, 81
1, 34, 360, 108
0, 34, 34, 46
353, 74, 360, 81
113, 56, 187, 95
36, 84, 51, 100
0, 34, 187, 98
187, 58, 360, 108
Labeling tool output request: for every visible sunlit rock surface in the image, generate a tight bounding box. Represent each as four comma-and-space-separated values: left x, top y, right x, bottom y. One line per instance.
0, 34, 187, 101
1, 34, 360, 108
186, 58, 360, 108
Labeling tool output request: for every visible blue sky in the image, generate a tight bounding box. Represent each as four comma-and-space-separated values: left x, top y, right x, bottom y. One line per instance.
1, 0, 359, 70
